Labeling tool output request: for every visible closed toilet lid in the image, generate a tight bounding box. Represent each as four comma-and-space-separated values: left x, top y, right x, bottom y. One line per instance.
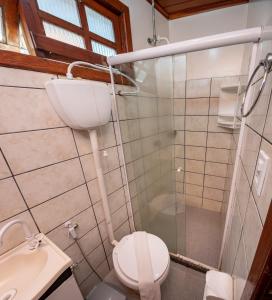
116, 233, 169, 282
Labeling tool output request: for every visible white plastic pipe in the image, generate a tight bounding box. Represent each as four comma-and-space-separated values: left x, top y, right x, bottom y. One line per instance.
107, 27, 272, 66
88, 129, 118, 247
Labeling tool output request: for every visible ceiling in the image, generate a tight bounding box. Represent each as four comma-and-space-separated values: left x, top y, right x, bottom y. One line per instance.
146, 0, 249, 20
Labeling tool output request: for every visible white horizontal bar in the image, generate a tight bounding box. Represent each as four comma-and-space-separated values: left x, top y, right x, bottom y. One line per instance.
107, 26, 272, 66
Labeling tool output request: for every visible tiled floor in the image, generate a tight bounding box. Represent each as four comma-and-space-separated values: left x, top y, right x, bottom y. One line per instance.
104, 261, 206, 300
183, 205, 222, 268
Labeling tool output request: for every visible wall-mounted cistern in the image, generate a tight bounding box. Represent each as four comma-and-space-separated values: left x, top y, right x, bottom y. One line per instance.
0, 219, 40, 250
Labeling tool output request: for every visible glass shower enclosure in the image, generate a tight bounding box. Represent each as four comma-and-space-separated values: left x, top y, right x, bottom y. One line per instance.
112, 45, 246, 267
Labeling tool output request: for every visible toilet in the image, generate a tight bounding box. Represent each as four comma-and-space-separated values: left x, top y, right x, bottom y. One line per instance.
112, 233, 170, 290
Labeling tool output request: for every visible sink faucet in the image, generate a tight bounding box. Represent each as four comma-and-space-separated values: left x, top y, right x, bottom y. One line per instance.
0, 219, 40, 250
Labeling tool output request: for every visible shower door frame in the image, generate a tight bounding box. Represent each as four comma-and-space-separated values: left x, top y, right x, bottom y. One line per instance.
107, 26, 272, 268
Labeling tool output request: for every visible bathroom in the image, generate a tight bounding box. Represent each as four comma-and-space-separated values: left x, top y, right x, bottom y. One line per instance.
0, 0, 272, 299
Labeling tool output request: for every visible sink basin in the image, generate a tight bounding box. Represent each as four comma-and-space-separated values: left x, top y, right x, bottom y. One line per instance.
0, 234, 72, 300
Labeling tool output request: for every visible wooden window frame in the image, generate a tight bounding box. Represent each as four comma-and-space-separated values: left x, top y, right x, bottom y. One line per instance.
19, 0, 133, 64
0, 0, 20, 51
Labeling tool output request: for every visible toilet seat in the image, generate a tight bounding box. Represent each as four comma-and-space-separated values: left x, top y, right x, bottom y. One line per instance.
113, 233, 170, 290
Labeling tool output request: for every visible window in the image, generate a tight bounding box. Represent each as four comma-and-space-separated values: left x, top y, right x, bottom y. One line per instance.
20, 0, 132, 64
0, 6, 6, 43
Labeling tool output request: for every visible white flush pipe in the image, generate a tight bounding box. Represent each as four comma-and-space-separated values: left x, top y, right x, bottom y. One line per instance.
107, 26, 272, 66
66, 61, 139, 96
88, 129, 118, 247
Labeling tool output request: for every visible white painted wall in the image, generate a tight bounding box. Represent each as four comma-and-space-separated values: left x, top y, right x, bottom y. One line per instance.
169, 4, 248, 42
168, 4, 249, 79
120, 0, 169, 51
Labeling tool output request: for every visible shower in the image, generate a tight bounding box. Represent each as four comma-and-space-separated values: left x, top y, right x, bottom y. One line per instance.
147, 0, 169, 46
108, 26, 272, 269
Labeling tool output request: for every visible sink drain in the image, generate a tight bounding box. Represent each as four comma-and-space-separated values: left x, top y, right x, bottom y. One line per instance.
0, 289, 17, 300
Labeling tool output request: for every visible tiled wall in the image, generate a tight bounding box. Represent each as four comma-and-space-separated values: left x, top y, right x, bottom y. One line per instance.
174, 74, 241, 213
221, 40, 272, 299
0, 67, 133, 297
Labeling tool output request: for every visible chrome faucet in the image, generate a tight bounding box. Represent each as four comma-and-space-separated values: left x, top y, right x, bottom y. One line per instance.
0, 219, 40, 250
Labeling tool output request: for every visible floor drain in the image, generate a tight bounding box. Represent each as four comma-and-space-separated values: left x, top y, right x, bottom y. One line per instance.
0, 289, 17, 300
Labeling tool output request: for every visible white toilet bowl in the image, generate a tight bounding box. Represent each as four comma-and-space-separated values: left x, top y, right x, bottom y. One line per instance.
112, 233, 170, 290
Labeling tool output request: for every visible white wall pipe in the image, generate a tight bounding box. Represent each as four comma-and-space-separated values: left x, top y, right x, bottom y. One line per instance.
107, 27, 272, 66
88, 129, 118, 247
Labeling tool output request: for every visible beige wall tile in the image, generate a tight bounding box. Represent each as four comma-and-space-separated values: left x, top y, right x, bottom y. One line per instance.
102, 147, 120, 174
80, 154, 97, 181
0, 211, 38, 255
46, 208, 96, 250
185, 146, 206, 161
112, 205, 128, 230
206, 148, 230, 163
186, 79, 211, 98
185, 116, 208, 131
209, 98, 219, 116
207, 132, 232, 149
243, 193, 263, 269
247, 72, 272, 135
185, 131, 207, 147
240, 125, 261, 183
202, 199, 222, 212
174, 99, 185, 115
174, 116, 185, 131
263, 96, 272, 143
0, 67, 55, 88
205, 162, 228, 177
31, 185, 90, 233
105, 168, 123, 194
204, 175, 226, 190
185, 159, 205, 174
0, 178, 27, 222
114, 220, 131, 241
235, 162, 250, 223
185, 183, 203, 197
203, 187, 224, 202
0, 87, 64, 134
78, 227, 102, 256
116, 95, 139, 120
108, 188, 126, 214
87, 179, 101, 204
185, 195, 202, 208
73, 130, 92, 156
175, 145, 184, 158
99, 123, 117, 149
174, 81, 186, 98
16, 158, 84, 207
232, 234, 248, 300
93, 201, 105, 224
185, 172, 204, 186
186, 98, 209, 115
86, 244, 107, 269
79, 273, 100, 298
175, 131, 185, 145
0, 152, 11, 179
0, 128, 77, 174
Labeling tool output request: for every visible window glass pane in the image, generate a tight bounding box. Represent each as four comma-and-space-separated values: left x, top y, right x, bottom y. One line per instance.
19, 24, 29, 54
91, 40, 116, 57
85, 6, 115, 42
0, 7, 5, 43
37, 0, 81, 27
43, 22, 85, 49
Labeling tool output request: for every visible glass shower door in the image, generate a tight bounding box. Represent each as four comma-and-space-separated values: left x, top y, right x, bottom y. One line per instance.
114, 56, 185, 253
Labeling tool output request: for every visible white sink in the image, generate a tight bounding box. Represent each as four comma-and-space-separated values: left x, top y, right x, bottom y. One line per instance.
0, 234, 72, 300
